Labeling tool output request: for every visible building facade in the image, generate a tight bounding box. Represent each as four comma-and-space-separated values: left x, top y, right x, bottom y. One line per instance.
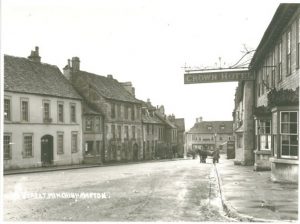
4, 48, 83, 170
63, 58, 143, 162
141, 99, 163, 160
186, 117, 234, 155
232, 4, 299, 183
82, 102, 105, 164
174, 118, 185, 158
251, 4, 299, 181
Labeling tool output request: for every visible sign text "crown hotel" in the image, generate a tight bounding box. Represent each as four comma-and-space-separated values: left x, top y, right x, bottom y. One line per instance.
184, 70, 253, 84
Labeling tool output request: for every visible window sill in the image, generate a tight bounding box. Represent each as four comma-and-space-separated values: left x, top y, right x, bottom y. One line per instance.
254, 150, 271, 155
270, 157, 299, 165
22, 156, 33, 158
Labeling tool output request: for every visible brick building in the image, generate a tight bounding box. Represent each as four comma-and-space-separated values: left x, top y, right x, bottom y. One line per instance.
4, 48, 83, 170
63, 58, 143, 162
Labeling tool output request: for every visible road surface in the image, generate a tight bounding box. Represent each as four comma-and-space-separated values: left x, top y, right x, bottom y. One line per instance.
4, 159, 233, 221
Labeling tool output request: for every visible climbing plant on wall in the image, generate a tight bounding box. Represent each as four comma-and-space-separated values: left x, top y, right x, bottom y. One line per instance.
267, 87, 299, 108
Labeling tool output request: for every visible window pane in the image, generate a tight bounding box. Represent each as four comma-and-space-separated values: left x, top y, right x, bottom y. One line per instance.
44, 103, 50, 119
282, 144, 289, 156
290, 112, 298, 122
24, 135, 33, 157
22, 101, 28, 121
281, 124, 289, 134
290, 146, 298, 156
71, 133, 77, 153
4, 135, 11, 159
58, 104, 64, 122
290, 135, 298, 145
281, 112, 289, 122
4, 99, 10, 120
290, 123, 298, 134
282, 135, 290, 145
57, 134, 64, 154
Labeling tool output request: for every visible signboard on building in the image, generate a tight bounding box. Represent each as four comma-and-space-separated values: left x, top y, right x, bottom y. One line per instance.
184, 69, 253, 84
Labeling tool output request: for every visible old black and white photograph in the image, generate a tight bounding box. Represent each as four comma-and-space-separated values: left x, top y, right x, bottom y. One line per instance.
1, 0, 299, 222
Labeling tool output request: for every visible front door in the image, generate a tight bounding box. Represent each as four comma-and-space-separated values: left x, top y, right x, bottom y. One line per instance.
41, 135, 53, 166
133, 143, 139, 161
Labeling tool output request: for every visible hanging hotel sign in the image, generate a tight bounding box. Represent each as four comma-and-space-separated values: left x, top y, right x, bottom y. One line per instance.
184, 69, 253, 84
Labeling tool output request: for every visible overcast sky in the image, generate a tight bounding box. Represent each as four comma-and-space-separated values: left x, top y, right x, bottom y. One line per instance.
2, 0, 289, 130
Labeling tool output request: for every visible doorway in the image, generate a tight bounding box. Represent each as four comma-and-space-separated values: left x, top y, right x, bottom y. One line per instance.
41, 135, 53, 166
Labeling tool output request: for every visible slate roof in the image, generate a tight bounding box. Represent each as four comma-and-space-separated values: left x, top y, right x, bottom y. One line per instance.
188, 121, 233, 134
73, 70, 141, 104
4, 55, 82, 100
155, 112, 177, 129
175, 118, 185, 132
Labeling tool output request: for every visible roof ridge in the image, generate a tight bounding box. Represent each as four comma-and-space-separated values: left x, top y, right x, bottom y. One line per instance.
4, 54, 59, 69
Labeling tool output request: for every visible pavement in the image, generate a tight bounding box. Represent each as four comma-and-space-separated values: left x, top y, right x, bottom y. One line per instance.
214, 155, 298, 222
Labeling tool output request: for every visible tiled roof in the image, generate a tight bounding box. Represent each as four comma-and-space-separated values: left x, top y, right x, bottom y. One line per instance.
188, 121, 233, 134
175, 118, 185, 131
73, 70, 141, 103
4, 55, 82, 100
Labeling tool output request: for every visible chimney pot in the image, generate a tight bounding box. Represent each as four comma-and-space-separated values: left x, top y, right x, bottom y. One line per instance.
107, 74, 113, 79
71, 57, 80, 72
28, 46, 41, 62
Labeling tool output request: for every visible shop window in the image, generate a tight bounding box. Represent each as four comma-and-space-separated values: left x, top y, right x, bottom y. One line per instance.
257, 120, 271, 150
280, 111, 298, 158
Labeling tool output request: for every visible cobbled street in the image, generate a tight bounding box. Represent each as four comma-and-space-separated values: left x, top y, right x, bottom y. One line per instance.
4, 159, 234, 222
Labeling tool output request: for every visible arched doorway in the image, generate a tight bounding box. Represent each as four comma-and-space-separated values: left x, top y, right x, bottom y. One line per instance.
41, 135, 53, 166
133, 143, 138, 161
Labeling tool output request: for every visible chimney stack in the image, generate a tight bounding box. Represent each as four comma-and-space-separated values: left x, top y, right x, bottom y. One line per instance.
28, 46, 41, 62
71, 57, 80, 72
121, 81, 135, 97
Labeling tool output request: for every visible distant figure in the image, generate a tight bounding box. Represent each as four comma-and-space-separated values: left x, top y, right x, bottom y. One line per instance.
213, 149, 220, 164
199, 149, 207, 163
